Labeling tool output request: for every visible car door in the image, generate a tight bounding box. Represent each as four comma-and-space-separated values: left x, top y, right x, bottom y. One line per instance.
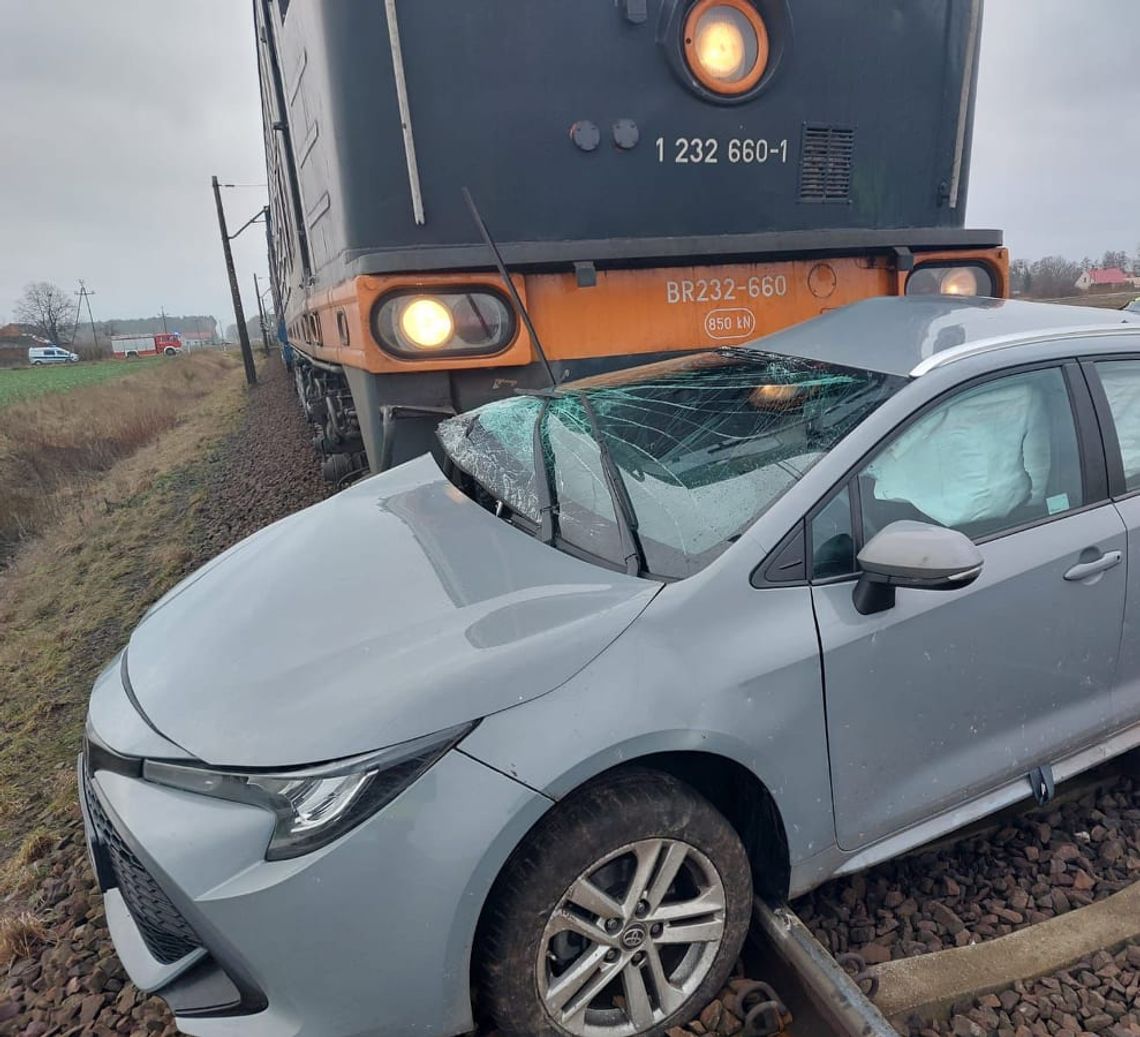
1085, 354, 1140, 728
810, 363, 1126, 852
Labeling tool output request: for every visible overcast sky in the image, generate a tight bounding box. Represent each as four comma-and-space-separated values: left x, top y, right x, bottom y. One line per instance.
0, 2, 1137, 327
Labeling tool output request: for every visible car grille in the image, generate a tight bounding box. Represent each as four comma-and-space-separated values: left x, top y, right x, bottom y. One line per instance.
82, 766, 203, 965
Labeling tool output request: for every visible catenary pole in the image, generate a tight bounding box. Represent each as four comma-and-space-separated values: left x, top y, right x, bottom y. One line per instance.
253, 273, 271, 357
212, 175, 257, 386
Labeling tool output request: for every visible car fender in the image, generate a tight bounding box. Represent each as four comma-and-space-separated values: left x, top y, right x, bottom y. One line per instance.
459, 576, 837, 872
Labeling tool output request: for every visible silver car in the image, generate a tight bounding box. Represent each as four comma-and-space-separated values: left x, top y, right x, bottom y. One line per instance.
80, 297, 1140, 1037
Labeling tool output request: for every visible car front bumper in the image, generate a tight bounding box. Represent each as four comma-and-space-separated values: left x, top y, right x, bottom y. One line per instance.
78, 744, 550, 1037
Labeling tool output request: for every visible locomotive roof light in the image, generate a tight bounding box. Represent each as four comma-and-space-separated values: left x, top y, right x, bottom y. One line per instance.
683, 0, 769, 96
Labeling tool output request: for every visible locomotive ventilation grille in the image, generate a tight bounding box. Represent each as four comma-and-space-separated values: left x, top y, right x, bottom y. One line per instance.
83, 767, 203, 965
799, 126, 855, 203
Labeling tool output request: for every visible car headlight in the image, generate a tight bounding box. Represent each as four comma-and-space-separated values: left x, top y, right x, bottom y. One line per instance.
142, 723, 475, 860
905, 264, 996, 298
683, 0, 769, 96
372, 289, 516, 358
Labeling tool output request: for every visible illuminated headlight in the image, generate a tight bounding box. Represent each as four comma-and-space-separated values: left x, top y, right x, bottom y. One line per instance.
373, 290, 516, 358
143, 723, 474, 860
683, 0, 769, 95
906, 264, 996, 298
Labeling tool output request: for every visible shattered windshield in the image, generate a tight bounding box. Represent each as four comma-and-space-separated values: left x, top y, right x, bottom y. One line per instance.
437, 351, 905, 578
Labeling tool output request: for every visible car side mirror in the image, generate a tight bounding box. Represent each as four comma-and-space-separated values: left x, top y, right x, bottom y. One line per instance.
852, 520, 983, 616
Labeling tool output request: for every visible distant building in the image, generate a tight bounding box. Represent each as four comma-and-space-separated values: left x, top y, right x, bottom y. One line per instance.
0, 323, 51, 367
1076, 267, 1137, 291
181, 329, 221, 350
0, 322, 41, 341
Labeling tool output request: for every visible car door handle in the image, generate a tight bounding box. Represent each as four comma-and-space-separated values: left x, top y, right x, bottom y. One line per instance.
1064, 550, 1123, 582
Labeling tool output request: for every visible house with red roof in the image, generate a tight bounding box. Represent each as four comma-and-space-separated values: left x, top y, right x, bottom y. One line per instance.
1076, 267, 1138, 291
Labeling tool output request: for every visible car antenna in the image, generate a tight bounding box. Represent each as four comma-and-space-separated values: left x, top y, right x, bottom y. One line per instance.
462, 186, 558, 387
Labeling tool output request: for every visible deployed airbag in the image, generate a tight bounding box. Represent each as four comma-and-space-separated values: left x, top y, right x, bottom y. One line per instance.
867, 379, 1049, 529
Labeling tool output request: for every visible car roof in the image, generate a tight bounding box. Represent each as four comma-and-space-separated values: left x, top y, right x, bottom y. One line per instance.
741, 296, 1140, 378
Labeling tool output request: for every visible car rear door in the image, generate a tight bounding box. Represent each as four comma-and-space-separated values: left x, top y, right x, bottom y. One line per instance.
1083, 351, 1140, 732
810, 362, 1126, 852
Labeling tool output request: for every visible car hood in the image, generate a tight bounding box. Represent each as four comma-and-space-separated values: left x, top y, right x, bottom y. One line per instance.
126, 456, 659, 768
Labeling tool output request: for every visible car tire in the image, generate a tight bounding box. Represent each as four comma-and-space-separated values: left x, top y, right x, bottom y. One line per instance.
480, 768, 752, 1037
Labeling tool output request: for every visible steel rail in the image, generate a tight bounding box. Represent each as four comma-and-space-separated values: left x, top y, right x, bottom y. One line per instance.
752, 898, 897, 1037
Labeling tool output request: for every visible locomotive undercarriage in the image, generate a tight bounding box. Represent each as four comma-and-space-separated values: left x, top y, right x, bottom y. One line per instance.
293, 358, 370, 486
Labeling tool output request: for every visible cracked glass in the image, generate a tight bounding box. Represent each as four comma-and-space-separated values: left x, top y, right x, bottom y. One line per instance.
438, 351, 904, 578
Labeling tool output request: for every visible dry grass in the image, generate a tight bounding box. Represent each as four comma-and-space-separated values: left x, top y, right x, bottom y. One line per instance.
13, 830, 53, 869
0, 830, 55, 900
0, 358, 248, 857
0, 911, 50, 967
0, 353, 237, 562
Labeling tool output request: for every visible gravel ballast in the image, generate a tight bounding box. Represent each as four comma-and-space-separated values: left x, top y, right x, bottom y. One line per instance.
796, 776, 1140, 966
904, 942, 1140, 1037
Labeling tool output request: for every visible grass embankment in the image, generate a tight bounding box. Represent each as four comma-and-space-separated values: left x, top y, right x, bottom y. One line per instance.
0, 359, 156, 410
0, 356, 246, 889
1037, 290, 1139, 310
0, 354, 236, 562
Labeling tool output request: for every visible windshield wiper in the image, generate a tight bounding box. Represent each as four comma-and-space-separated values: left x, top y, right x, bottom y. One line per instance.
533, 398, 556, 544
575, 392, 647, 577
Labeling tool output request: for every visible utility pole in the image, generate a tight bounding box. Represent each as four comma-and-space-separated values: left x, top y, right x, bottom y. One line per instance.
253, 273, 272, 357
160, 306, 169, 334
211, 175, 257, 386
76, 281, 99, 353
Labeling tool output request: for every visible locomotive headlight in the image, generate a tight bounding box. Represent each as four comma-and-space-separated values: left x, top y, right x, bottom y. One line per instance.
400, 297, 454, 349
939, 268, 981, 296
905, 264, 996, 298
373, 289, 517, 359
684, 0, 769, 95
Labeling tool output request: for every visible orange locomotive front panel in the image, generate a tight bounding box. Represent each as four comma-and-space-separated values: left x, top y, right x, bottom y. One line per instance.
297, 248, 1008, 378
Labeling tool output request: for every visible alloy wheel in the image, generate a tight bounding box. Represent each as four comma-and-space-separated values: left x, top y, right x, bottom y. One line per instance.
536, 838, 727, 1036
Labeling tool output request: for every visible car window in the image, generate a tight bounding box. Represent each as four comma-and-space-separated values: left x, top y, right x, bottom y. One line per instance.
858, 367, 1085, 542
1094, 361, 1140, 493
811, 486, 855, 579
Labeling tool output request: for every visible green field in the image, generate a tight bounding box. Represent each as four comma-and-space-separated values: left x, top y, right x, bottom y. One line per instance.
0, 360, 156, 410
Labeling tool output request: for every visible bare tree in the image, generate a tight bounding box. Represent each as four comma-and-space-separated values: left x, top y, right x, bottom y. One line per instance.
1027, 256, 1083, 299
13, 281, 76, 345
1101, 250, 1129, 272
1009, 258, 1031, 295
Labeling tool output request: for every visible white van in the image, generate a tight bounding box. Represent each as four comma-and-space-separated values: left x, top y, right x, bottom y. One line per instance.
28, 345, 79, 365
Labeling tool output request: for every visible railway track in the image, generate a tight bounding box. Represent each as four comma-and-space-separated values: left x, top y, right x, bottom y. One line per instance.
745, 899, 896, 1037
713, 759, 1140, 1037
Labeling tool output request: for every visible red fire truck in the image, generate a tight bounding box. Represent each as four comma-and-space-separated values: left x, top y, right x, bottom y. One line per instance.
111, 333, 183, 359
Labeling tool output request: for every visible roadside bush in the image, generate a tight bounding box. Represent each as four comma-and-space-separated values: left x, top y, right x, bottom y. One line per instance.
0, 354, 237, 562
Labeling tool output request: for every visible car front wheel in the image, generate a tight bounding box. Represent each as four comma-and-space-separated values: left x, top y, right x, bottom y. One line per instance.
480, 768, 752, 1037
